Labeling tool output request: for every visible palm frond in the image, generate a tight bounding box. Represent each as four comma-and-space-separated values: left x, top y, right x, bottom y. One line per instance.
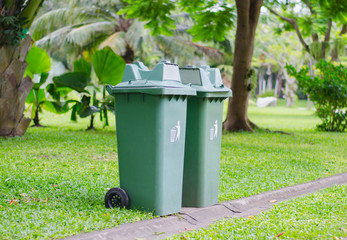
35, 25, 75, 53
30, 7, 119, 41
31, 7, 88, 40
65, 21, 116, 47
99, 31, 127, 56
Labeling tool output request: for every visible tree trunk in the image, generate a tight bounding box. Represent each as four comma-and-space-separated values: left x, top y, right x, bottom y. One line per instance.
121, 47, 134, 63
321, 19, 332, 60
223, 0, 263, 132
0, 36, 33, 136
331, 24, 347, 61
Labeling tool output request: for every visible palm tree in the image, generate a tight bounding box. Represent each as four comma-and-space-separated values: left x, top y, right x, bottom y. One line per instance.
30, 0, 223, 68
0, 0, 44, 136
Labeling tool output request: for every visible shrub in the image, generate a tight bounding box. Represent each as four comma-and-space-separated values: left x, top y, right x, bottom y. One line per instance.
286, 60, 347, 132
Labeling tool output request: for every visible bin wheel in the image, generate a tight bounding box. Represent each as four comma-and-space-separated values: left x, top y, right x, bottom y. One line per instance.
105, 188, 129, 209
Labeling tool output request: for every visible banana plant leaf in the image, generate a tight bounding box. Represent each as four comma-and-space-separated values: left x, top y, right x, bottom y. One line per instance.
46, 83, 73, 101
91, 47, 126, 85
53, 72, 91, 93
79, 106, 100, 118
43, 101, 71, 114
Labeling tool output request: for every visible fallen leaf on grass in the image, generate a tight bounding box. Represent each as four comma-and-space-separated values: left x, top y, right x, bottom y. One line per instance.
276, 232, 285, 238
340, 228, 347, 232
180, 236, 187, 240
185, 227, 192, 231
53, 184, 58, 187
247, 216, 255, 219
0, 205, 2, 208
9, 200, 18, 205
19, 193, 28, 197
270, 200, 277, 203
334, 237, 340, 240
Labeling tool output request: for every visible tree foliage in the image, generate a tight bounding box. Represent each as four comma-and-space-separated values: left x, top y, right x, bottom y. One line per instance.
266, 0, 347, 60
118, 0, 236, 41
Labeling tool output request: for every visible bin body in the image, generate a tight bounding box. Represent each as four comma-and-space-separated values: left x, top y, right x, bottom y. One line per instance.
180, 66, 232, 208
182, 97, 224, 207
115, 93, 187, 215
107, 61, 195, 216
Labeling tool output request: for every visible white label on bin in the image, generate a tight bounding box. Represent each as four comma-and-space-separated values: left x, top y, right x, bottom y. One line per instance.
170, 121, 181, 143
210, 120, 218, 140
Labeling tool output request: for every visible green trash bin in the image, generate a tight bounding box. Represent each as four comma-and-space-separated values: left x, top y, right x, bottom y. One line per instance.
105, 61, 196, 216
180, 65, 232, 208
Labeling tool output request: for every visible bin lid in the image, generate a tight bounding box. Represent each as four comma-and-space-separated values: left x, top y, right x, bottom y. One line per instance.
106, 61, 196, 96
179, 66, 232, 98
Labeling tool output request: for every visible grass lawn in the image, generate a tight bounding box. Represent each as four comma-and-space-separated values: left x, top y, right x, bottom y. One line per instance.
0, 99, 346, 239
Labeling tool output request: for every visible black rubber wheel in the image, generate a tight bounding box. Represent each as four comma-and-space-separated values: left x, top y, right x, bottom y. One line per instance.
105, 187, 129, 209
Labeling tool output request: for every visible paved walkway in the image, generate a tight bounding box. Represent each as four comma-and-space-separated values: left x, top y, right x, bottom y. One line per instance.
65, 172, 347, 240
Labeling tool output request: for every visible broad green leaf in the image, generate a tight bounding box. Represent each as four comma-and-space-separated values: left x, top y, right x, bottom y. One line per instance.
25, 47, 51, 76
73, 58, 92, 76
53, 72, 91, 93
26, 89, 46, 104
43, 101, 70, 114
36, 89, 46, 103
91, 47, 126, 85
79, 106, 100, 118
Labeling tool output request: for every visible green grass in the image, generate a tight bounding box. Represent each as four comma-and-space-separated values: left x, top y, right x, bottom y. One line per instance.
168, 184, 347, 239
0, 115, 153, 239
0, 100, 346, 239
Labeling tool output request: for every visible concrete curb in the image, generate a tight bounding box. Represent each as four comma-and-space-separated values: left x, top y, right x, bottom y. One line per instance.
65, 172, 347, 240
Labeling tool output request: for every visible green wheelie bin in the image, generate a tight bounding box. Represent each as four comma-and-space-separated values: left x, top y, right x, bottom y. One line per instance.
179, 65, 232, 208
105, 61, 196, 216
